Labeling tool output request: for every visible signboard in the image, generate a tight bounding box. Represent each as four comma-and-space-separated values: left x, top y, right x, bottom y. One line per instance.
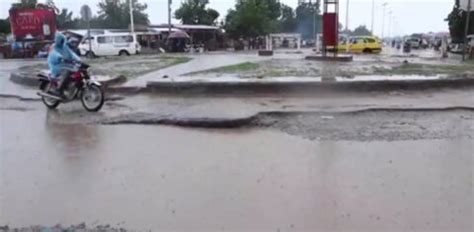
323, 13, 338, 46
9, 8, 57, 41
460, 0, 473, 11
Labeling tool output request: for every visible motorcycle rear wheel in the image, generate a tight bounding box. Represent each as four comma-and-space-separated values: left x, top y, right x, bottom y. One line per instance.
81, 84, 104, 112
41, 82, 60, 109
42, 96, 60, 109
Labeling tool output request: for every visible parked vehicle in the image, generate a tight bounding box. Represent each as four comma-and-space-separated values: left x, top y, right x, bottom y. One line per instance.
337, 36, 382, 54
79, 33, 141, 57
37, 61, 104, 112
449, 35, 474, 54
405, 37, 421, 49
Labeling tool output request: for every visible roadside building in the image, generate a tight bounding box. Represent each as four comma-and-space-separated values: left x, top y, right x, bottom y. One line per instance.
149, 24, 225, 51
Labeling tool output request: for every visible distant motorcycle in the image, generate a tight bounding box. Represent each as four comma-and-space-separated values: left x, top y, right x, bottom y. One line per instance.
37, 62, 104, 112
403, 42, 411, 53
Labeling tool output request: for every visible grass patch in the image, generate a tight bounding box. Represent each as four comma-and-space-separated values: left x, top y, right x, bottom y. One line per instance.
212, 62, 259, 73
168, 57, 192, 66
115, 57, 192, 78
189, 62, 259, 75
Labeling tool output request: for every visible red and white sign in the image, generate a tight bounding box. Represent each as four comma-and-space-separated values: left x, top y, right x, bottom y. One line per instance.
9, 9, 57, 41
323, 13, 338, 46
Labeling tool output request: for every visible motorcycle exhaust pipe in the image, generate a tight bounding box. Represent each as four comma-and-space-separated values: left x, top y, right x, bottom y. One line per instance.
37, 92, 62, 101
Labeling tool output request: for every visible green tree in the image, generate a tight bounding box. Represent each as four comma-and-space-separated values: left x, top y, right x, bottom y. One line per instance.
224, 0, 281, 38
262, 0, 281, 20
446, 0, 474, 43
0, 19, 11, 34
352, 25, 371, 36
10, 0, 38, 9
97, 0, 149, 29
56, 8, 76, 29
175, 0, 220, 25
295, 0, 321, 39
279, 4, 296, 33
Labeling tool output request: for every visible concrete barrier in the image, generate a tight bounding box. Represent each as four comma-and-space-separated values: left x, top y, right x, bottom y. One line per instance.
10, 72, 127, 87
146, 77, 474, 95
9, 72, 39, 86
258, 50, 274, 56
305, 55, 353, 62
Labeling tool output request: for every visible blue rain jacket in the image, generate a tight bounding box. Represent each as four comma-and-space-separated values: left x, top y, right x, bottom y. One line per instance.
47, 33, 81, 78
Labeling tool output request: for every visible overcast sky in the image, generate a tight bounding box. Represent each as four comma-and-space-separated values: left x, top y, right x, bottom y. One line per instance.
1, 0, 455, 36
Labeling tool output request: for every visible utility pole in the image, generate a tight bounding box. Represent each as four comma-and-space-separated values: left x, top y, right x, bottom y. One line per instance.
345, 0, 350, 52
313, 8, 316, 42
462, 0, 472, 61
387, 11, 392, 38
371, 0, 375, 35
168, 0, 172, 34
80, 5, 92, 58
129, 0, 135, 33
345, 0, 349, 32
381, 2, 388, 39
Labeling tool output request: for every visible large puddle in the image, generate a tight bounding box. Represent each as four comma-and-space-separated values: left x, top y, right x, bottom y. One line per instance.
1, 111, 472, 231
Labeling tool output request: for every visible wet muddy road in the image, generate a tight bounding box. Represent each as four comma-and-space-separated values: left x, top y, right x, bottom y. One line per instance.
1, 104, 473, 231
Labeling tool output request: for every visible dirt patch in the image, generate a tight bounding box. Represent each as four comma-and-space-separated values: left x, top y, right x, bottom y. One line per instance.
185, 59, 390, 78
373, 62, 474, 77
94, 108, 474, 141
252, 109, 474, 141
185, 58, 474, 79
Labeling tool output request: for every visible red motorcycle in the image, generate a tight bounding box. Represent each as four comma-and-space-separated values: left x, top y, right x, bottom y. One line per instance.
37, 62, 104, 112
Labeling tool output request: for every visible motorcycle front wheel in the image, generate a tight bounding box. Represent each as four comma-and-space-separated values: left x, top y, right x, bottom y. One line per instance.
81, 84, 104, 112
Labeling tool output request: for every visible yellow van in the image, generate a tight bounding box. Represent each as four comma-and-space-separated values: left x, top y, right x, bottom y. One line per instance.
337, 36, 382, 54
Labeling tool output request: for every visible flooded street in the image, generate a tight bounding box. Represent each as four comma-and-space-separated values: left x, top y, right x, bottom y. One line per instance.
1, 51, 473, 231
1, 0, 473, 230
1, 110, 472, 231
0, 59, 41, 99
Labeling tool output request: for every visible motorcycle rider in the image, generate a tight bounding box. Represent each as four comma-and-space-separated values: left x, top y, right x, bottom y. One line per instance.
47, 32, 81, 97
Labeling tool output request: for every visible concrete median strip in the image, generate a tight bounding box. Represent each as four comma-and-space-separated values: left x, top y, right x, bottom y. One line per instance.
9, 72, 39, 86
9, 72, 127, 87
146, 76, 474, 94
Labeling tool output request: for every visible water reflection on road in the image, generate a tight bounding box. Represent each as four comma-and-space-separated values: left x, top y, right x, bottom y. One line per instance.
0, 110, 472, 231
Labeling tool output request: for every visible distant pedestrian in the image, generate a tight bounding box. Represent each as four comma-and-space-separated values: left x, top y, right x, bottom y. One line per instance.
441, 36, 448, 58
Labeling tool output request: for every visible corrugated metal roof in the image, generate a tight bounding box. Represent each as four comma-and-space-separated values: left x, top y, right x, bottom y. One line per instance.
150, 24, 221, 30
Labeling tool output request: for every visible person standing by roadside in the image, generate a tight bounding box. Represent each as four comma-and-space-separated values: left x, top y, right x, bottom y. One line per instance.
441, 35, 449, 58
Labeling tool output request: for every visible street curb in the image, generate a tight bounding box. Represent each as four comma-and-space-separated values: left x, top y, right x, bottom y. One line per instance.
99, 114, 256, 128
0, 93, 40, 101
96, 106, 474, 128
101, 75, 127, 86
9, 72, 127, 87
305, 55, 354, 62
145, 78, 474, 94
9, 72, 39, 87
